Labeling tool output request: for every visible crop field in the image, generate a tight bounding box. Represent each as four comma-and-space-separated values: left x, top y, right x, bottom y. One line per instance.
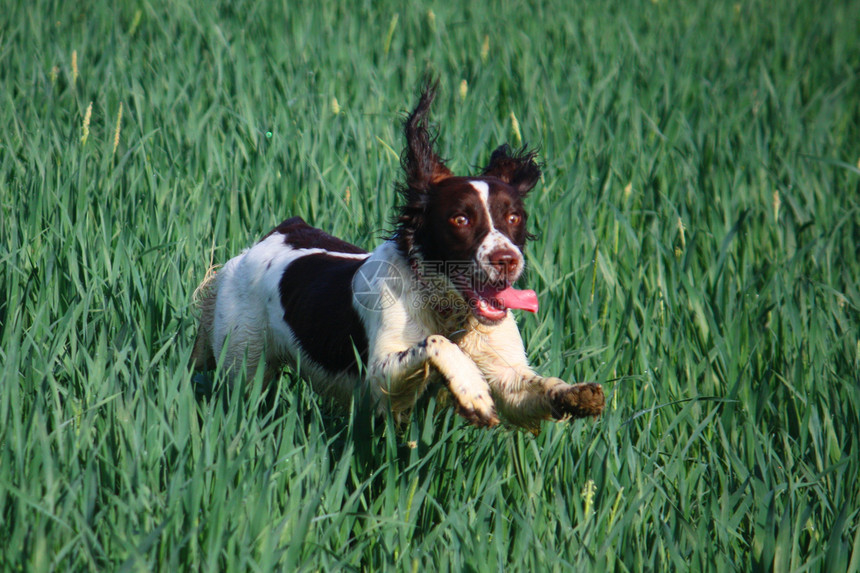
1, 0, 859, 570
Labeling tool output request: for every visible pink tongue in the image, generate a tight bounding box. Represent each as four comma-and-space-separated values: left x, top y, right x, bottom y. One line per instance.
493, 287, 539, 313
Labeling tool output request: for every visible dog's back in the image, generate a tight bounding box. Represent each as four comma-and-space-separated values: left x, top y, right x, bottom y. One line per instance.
192, 217, 371, 398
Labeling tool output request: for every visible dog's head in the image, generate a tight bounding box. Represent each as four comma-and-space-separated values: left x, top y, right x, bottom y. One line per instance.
394, 82, 542, 325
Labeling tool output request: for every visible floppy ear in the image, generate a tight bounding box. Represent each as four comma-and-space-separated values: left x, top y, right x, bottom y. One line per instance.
481, 144, 541, 196
394, 79, 453, 256
401, 79, 452, 191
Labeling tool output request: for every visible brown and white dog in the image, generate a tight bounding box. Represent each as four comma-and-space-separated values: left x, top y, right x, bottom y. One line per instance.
191, 84, 604, 429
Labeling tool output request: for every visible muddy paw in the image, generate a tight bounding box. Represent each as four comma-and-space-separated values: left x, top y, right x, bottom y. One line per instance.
549, 382, 605, 420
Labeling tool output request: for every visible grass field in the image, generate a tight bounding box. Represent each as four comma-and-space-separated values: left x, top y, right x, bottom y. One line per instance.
2, 0, 859, 570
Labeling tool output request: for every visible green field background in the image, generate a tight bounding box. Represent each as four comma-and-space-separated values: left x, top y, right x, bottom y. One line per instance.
1, 0, 859, 570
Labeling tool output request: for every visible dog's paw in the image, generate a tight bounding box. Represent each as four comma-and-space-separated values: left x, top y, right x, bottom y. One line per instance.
451, 389, 500, 428
549, 382, 605, 420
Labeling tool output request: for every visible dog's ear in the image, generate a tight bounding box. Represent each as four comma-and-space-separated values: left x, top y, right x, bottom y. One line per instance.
482, 144, 542, 196
401, 79, 452, 190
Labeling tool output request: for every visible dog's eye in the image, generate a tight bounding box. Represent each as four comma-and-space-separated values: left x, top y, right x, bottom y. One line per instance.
507, 213, 522, 226
450, 215, 470, 227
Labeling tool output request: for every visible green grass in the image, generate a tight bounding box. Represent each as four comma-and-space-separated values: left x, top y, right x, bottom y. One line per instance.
1, 0, 859, 570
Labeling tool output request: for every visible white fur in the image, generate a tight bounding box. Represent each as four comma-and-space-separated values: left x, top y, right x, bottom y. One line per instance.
354, 242, 496, 419
351, 240, 590, 426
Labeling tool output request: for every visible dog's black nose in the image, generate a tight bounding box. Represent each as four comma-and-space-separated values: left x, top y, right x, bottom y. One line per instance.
490, 250, 521, 275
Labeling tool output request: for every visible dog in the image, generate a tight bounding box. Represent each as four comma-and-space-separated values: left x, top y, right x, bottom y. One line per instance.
191, 83, 604, 429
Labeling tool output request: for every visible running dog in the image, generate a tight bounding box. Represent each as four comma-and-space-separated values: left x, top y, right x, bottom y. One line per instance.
192, 83, 604, 429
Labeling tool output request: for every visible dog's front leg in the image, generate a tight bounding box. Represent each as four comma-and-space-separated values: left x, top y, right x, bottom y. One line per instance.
504, 372, 605, 424
485, 367, 604, 429
369, 335, 500, 427
461, 316, 604, 429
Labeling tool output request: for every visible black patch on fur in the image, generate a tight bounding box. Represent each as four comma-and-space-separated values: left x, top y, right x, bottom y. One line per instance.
278, 253, 368, 374
267, 216, 367, 255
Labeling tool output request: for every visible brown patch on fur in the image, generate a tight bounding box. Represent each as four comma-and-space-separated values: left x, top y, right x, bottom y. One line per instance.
278, 253, 369, 374
265, 216, 367, 254
481, 144, 542, 197
548, 382, 605, 419
394, 79, 454, 257
402, 79, 453, 188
